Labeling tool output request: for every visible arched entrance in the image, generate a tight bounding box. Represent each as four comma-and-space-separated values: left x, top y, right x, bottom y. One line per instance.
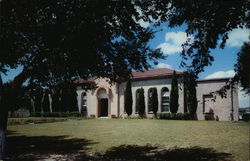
100, 99, 108, 117
96, 88, 109, 117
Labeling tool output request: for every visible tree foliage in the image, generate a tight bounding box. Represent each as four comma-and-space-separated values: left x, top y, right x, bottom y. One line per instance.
148, 88, 158, 117
235, 41, 250, 93
164, 1, 249, 76
136, 88, 145, 118
42, 89, 50, 112
124, 80, 133, 116
184, 73, 197, 120
51, 88, 62, 112
170, 71, 179, 113
0, 0, 164, 87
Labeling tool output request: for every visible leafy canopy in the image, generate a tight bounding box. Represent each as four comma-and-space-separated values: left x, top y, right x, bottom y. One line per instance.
0, 0, 164, 87
235, 41, 250, 93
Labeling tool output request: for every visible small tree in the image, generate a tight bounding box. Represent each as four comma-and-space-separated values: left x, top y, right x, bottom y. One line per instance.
136, 88, 145, 118
235, 41, 250, 94
124, 80, 133, 116
42, 89, 50, 112
185, 73, 198, 120
34, 89, 42, 112
170, 71, 179, 113
51, 88, 61, 112
148, 88, 158, 118
66, 84, 78, 112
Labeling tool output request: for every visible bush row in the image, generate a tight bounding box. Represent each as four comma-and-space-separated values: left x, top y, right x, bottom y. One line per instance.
30, 112, 82, 117
8, 117, 68, 125
242, 113, 250, 122
158, 113, 192, 120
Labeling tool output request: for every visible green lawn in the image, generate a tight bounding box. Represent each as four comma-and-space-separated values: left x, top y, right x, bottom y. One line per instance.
7, 119, 249, 161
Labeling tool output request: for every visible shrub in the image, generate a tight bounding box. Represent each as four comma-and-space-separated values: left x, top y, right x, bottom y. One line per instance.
30, 112, 82, 117
170, 71, 179, 113
42, 89, 50, 112
9, 108, 30, 118
70, 112, 82, 117
136, 88, 145, 118
30, 112, 42, 117
148, 88, 158, 117
158, 113, 191, 120
124, 80, 133, 116
111, 114, 117, 118
184, 73, 198, 120
242, 113, 250, 122
8, 117, 67, 125
124, 116, 141, 119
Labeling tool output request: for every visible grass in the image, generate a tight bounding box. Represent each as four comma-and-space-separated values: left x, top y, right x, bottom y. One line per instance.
7, 119, 249, 161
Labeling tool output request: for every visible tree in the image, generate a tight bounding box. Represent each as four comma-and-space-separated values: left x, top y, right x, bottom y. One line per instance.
148, 88, 158, 118
0, 1, 165, 158
51, 88, 62, 112
136, 88, 145, 118
67, 85, 78, 112
157, 1, 249, 76
235, 41, 250, 94
184, 73, 198, 120
170, 71, 179, 113
42, 89, 50, 112
1, 0, 248, 158
124, 80, 133, 116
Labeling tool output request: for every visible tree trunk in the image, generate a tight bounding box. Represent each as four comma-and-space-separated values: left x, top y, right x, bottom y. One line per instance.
0, 126, 7, 160
0, 106, 8, 160
0, 68, 27, 159
0, 74, 7, 160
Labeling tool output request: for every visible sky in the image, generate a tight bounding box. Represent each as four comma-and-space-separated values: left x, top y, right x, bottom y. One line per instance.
146, 22, 250, 108
1, 22, 250, 108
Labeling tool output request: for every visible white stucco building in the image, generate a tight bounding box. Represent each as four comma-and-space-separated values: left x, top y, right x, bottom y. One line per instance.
75, 68, 238, 121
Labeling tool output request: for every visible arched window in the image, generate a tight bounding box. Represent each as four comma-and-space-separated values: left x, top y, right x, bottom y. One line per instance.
81, 92, 87, 114
161, 87, 170, 112
148, 88, 154, 113
135, 89, 140, 113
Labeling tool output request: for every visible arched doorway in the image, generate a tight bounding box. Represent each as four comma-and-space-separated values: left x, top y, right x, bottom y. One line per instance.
97, 88, 109, 117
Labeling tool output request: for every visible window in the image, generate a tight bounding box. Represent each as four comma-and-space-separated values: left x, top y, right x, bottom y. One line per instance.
135, 89, 140, 113
203, 95, 214, 113
148, 88, 154, 113
81, 92, 87, 113
161, 87, 170, 112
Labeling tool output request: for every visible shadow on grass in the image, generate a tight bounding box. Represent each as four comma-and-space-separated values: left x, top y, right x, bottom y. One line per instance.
6, 131, 97, 161
6, 131, 232, 161
90, 145, 232, 161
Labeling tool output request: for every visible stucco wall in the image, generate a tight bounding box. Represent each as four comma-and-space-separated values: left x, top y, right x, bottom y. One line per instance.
76, 78, 119, 117
196, 81, 238, 121
76, 77, 238, 121
118, 78, 185, 117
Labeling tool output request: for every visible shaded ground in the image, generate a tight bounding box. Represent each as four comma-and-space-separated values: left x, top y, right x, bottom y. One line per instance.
6, 133, 232, 161
6, 119, 249, 160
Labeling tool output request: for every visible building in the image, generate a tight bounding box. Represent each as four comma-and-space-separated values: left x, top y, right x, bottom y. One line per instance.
75, 68, 238, 121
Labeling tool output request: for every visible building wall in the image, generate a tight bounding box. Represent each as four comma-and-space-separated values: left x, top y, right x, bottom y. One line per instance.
76, 77, 238, 121
196, 81, 238, 121
118, 78, 185, 117
76, 78, 119, 117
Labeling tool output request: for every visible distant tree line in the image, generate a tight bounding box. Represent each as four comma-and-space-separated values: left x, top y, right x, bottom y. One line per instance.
12, 82, 79, 114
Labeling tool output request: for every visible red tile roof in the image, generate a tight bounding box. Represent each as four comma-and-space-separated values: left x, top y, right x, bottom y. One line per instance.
131, 68, 183, 80
75, 68, 183, 83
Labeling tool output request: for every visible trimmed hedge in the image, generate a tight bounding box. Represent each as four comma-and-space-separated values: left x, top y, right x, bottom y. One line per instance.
30, 112, 82, 117
158, 113, 191, 120
242, 113, 250, 122
8, 117, 68, 125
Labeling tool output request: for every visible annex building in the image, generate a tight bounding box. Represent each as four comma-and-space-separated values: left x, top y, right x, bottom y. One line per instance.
75, 68, 238, 121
